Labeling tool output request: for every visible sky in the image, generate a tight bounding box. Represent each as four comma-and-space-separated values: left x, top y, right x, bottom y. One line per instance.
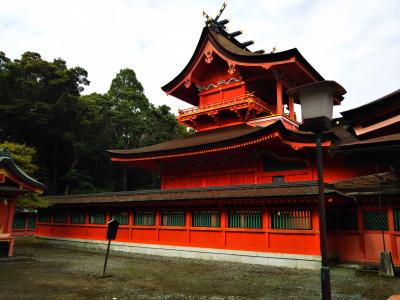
1, 0, 399, 117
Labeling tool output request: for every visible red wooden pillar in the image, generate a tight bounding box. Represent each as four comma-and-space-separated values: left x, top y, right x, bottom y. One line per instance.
6, 197, 16, 234
388, 207, 398, 263
221, 209, 227, 247
155, 210, 161, 226
312, 206, 321, 255
276, 79, 283, 115
156, 210, 161, 242
85, 210, 89, 238
288, 96, 295, 120
129, 209, 134, 242
129, 209, 134, 226
263, 208, 270, 250
186, 210, 192, 245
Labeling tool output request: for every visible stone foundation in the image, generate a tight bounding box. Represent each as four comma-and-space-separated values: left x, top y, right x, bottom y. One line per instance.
35, 236, 322, 269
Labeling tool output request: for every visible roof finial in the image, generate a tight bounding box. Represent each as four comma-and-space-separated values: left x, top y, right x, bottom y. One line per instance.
214, 1, 227, 22
203, 1, 229, 33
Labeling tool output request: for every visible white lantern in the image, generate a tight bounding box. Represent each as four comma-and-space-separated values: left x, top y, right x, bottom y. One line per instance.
287, 81, 346, 132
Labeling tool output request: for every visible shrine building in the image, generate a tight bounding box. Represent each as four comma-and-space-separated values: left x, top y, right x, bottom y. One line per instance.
36, 12, 400, 269
0, 150, 45, 256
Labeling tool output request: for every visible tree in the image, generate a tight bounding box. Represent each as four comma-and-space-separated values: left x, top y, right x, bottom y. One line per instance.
0, 52, 188, 194
104, 69, 190, 190
0, 51, 89, 194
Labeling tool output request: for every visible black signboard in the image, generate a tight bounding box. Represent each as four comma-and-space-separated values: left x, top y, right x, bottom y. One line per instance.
99, 219, 120, 276
106, 219, 120, 240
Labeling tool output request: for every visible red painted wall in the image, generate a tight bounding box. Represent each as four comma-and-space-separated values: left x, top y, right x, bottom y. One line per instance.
36, 205, 400, 266
161, 154, 363, 189
326, 206, 400, 266
36, 207, 321, 256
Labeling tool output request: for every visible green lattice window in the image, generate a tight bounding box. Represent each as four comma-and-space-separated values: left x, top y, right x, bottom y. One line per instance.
272, 210, 311, 230
89, 211, 106, 224
12, 214, 25, 229
54, 210, 68, 223
70, 211, 86, 224
134, 212, 155, 226
229, 211, 262, 229
111, 211, 129, 225
394, 209, 400, 231
327, 211, 358, 230
38, 210, 51, 222
193, 211, 220, 227
363, 211, 388, 231
27, 215, 37, 229
162, 211, 185, 226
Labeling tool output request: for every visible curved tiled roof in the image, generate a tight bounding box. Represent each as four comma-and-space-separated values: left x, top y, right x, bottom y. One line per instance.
108, 121, 321, 159
162, 27, 324, 94
109, 123, 261, 156
341, 89, 400, 122
0, 156, 46, 192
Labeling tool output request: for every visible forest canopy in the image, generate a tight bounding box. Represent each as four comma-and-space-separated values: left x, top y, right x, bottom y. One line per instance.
0, 51, 187, 195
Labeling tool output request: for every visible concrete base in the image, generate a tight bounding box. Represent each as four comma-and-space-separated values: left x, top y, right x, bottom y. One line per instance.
35, 236, 322, 270
379, 251, 395, 277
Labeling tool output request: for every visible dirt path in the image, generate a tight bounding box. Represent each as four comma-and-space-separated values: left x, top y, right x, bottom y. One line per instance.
0, 237, 399, 299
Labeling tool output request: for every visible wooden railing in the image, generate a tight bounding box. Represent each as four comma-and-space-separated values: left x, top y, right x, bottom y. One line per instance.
178, 93, 275, 118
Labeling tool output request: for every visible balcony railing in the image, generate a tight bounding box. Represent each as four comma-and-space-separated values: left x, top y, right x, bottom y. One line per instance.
178, 93, 275, 119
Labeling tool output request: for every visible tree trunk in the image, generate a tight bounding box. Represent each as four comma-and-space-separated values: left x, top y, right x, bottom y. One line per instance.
64, 146, 79, 195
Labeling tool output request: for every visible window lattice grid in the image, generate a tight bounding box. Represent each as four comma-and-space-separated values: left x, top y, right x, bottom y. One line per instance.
38, 210, 51, 223
89, 212, 106, 224
271, 210, 311, 230
110, 211, 129, 225
27, 215, 37, 229
70, 212, 86, 224
162, 211, 185, 226
54, 211, 68, 223
192, 211, 220, 227
327, 211, 358, 230
134, 212, 156, 226
363, 211, 389, 231
12, 214, 25, 229
229, 210, 262, 229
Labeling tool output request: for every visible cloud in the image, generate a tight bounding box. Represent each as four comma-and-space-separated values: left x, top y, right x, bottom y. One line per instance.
0, 0, 399, 117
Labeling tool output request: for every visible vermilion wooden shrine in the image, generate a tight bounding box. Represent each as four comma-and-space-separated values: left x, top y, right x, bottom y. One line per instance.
0, 151, 45, 256
36, 12, 400, 269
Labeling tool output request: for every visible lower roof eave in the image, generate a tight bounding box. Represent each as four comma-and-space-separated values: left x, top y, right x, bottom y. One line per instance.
44, 182, 353, 207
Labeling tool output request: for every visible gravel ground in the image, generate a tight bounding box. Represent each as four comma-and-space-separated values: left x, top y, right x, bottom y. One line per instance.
0, 237, 399, 299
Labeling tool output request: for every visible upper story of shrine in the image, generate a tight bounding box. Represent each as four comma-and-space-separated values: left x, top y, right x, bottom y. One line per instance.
161, 9, 340, 131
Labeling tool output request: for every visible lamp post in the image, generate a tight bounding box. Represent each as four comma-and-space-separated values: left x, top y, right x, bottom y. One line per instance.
287, 81, 346, 300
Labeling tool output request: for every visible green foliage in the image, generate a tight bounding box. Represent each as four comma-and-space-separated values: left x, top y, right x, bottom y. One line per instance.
0, 141, 38, 175
16, 193, 48, 210
0, 52, 187, 194
0, 51, 89, 193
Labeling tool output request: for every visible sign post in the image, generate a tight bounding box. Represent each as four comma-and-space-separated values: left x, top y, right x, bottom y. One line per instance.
98, 219, 119, 277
